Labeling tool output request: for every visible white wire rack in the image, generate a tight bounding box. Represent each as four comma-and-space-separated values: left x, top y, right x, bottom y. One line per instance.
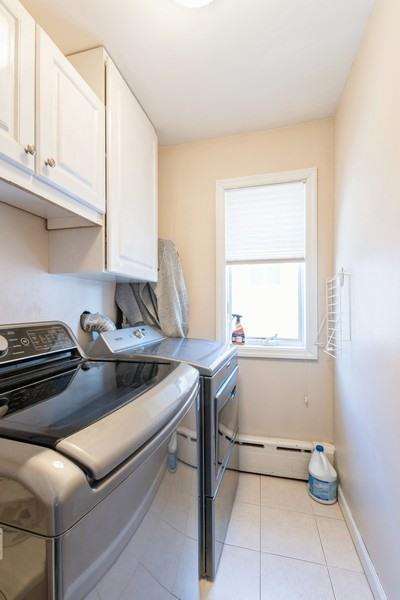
325, 276, 338, 357
320, 269, 351, 359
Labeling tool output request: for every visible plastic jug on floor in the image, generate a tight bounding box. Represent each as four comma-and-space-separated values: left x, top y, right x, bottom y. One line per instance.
308, 444, 338, 504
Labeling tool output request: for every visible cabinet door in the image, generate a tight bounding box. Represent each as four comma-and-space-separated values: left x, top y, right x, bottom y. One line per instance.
0, 0, 35, 172
37, 28, 105, 213
106, 60, 158, 281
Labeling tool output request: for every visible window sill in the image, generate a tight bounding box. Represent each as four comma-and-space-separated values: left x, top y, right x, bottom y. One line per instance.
235, 345, 319, 360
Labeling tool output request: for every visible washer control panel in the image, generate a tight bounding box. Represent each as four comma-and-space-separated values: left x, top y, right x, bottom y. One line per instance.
0, 324, 76, 363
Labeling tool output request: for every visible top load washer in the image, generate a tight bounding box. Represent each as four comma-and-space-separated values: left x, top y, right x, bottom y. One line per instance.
0, 322, 200, 600
87, 324, 239, 580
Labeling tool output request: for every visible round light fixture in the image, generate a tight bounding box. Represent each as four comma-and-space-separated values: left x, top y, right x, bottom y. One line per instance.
174, 0, 214, 7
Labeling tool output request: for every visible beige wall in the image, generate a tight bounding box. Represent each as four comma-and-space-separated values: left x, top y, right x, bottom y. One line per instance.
334, 0, 400, 596
0, 203, 116, 344
159, 119, 334, 442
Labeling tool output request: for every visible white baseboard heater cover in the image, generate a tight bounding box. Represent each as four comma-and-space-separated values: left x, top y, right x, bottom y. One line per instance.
235, 435, 335, 481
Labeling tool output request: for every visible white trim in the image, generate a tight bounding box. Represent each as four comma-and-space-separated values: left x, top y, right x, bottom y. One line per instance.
338, 487, 387, 600
237, 435, 334, 480
237, 346, 318, 360
216, 168, 318, 360
216, 180, 227, 343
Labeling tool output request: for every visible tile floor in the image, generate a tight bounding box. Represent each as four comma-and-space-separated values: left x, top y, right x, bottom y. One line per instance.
200, 474, 374, 600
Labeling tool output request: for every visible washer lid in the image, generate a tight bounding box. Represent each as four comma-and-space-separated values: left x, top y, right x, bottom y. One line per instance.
0, 358, 198, 481
56, 362, 198, 480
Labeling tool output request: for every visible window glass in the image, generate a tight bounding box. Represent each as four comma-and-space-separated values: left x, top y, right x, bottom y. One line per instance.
230, 262, 304, 345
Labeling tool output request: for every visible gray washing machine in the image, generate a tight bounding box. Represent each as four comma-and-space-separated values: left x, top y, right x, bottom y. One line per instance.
0, 322, 200, 599
88, 325, 239, 580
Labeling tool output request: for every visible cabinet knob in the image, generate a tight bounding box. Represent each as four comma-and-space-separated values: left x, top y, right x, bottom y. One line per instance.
45, 158, 56, 168
24, 144, 36, 156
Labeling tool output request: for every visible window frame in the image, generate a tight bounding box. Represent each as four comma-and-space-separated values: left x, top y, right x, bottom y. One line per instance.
216, 168, 318, 360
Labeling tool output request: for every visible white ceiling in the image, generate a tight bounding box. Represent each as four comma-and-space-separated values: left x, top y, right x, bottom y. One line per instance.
22, 0, 375, 144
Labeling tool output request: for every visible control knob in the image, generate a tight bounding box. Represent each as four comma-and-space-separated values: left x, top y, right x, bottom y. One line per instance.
0, 335, 8, 357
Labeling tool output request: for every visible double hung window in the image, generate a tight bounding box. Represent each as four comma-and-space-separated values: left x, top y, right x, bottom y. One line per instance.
216, 169, 318, 359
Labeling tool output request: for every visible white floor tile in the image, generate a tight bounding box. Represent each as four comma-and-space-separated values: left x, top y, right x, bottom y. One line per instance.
96, 542, 138, 600
186, 495, 200, 540
150, 474, 171, 517
111, 474, 370, 600
317, 517, 363, 572
129, 509, 159, 561
261, 507, 325, 564
261, 553, 334, 600
84, 589, 101, 600
177, 462, 198, 497
329, 567, 374, 600
310, 498, 343, 520
161, 483, 191, 534
226, 501, 261, 551
140, 518, 186, 590
120, 564, 174, 600
200, 545, 260, 600
261, 476, 313, 514
236, 473, 261, 505
173, 536, 201, 600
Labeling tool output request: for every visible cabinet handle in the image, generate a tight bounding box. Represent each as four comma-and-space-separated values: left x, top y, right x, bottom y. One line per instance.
24, 144, 36, 156
44, 158, 56, 168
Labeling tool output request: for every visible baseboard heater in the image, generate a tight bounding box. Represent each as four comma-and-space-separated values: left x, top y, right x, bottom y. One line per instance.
234, 434, 335, 481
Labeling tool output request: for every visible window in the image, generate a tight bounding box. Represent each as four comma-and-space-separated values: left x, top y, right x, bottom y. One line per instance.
216, 169, 318, 359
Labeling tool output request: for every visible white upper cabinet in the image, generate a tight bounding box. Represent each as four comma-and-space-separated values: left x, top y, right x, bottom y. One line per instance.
0, 0, 105, 225
49, 48, 158, 282
106, 60, 158, 281
36, 28, 105, 213
0, 0, 35, 173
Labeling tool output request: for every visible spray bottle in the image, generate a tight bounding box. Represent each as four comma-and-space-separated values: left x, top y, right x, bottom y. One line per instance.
231, 314, 245, 345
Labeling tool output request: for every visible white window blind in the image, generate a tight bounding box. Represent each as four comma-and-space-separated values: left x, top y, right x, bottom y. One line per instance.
226, 181, 306, 263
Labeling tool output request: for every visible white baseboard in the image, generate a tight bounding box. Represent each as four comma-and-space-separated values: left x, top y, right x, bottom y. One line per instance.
338, 486, 387, 600
236, 435, 335, 481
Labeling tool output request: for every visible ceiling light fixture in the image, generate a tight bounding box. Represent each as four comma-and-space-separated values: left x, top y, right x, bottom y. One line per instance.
174, 0, 214, 7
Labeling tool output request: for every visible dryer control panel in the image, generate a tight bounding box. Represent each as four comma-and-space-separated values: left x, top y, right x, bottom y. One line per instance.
96, 325, 166, 354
